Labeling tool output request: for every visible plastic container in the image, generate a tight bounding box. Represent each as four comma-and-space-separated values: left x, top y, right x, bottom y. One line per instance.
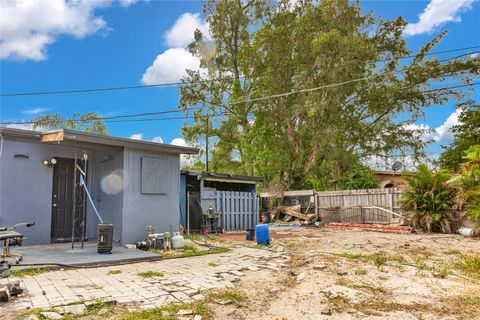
255, 224, 270, 245
171, 232, 185, 249
246, 228, 255, 241
458, 227, 475, 237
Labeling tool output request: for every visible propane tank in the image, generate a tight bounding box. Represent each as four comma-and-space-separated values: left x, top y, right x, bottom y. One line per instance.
171, 232, 185, 249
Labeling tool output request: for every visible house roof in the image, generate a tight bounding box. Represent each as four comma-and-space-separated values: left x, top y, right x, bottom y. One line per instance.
181, 170, 265, 184
0, 127, 199, 155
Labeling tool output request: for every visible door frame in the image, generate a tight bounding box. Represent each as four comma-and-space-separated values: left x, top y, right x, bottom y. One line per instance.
50, 157, 87, 243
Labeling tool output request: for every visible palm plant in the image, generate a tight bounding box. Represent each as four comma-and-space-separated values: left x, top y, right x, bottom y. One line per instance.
456, 145, 480, 229
401, 164, 456, 233
32, 112, 107, 135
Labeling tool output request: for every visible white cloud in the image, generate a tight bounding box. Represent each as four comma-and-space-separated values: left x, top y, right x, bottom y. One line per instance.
471, 53, 479, 58
434, 109, 461, 143
164, 12, 210, 48
170, 137, 187, 146
21, 107, 50, 115
152, 136, 164, 143
5, 122, 34, 130
406, 109, 461, 144
141, 48, 200, 85
130, 133, 143, 140
0, 0, 140, 61
404, 0, 474, 36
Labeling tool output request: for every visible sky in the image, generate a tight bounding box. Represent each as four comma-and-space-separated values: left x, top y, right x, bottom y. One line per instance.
1, 0, 479, 155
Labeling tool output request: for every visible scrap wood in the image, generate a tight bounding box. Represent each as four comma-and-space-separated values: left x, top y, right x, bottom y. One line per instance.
325, 222, 414, 234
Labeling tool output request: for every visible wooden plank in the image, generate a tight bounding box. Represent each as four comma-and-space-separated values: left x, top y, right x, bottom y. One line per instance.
41, 131, 65, 142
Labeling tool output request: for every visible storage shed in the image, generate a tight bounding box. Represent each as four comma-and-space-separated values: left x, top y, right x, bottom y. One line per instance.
180, 171, 264, 233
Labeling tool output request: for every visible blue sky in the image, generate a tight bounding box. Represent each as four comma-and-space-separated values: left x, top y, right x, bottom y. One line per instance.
1, 0, 479, 154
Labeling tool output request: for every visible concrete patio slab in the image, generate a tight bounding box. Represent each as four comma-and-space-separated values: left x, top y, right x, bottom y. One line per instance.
10, 242, 161, 267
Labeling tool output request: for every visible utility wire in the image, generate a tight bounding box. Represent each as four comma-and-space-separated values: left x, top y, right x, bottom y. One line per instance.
1, 45, 478, 97
1, 82, 477, 126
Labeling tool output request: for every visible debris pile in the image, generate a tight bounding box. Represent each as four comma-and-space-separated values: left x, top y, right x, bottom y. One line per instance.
272, 205, 318, 225
0, 278, 23, 302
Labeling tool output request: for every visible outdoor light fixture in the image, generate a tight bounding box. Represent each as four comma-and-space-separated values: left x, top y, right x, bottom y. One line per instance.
42, 158, 57, 168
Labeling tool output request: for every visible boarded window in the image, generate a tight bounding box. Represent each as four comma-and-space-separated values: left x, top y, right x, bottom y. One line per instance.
141, 157, 171, 194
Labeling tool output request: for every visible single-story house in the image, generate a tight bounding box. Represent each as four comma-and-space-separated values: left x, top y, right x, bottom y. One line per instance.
373, 170, 413, 189
0, 127, 198, 245
180, 171, 264, 232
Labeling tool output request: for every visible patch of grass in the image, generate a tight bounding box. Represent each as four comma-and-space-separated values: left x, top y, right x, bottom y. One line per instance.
324, 292, 351, 311
207, 289, 247, 307
285, 243, 296, 250
108, 269, 122, 275
439, 295, 480, 319
160, 246, 231, 259
208, 262, 219, 267
137, 271, 164, 278
454, 254, 480, 279
444, 248, 462, 255
336, 252, 364, 259
254, 244, 268, 249
355, 268, 367, 275
11, 267, 52, 277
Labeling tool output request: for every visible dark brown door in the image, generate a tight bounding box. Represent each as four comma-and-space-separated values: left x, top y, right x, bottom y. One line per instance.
51, 158, 86, 242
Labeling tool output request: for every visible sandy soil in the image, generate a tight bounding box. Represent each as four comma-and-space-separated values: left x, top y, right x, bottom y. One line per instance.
210, 227, 480, 320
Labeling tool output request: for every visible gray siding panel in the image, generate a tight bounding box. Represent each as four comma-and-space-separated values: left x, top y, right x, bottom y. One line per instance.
93, 148, 124, 242
0, 138, 95, 244
121, 147, 180, 244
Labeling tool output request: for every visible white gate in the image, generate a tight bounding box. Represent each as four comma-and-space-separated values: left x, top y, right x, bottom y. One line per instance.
216, 191, 259, 231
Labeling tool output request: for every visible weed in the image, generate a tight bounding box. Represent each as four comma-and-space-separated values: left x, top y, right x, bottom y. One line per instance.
324, 292, 351, 311
138, 271, 164, 278
368, 252, 387, 268
432, 265, 450, 279
208, 262, 219, 267
454, 254, 480, 279
355, 268, 367, 275
108, 269, 122, 275
11, 267, 52, 277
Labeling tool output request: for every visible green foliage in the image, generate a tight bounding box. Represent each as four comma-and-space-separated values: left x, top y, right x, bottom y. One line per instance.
401, 164, 456, 233
337, 164, 379, 190
440, 102, 480, 171
11, 267, 52, 277
455, 145, 480, 223
180, 0, 479, 189
137, 271, 164, 278
454, 254, 480, 280
32, 112, 107, 135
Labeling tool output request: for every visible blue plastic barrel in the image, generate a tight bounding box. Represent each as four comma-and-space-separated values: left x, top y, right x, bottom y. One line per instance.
255, 224, 270, 245
246, 228, 255, 241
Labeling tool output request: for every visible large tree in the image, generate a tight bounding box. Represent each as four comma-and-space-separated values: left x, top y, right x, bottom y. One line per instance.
439, 101, 480, 171
180, 0, 480, 189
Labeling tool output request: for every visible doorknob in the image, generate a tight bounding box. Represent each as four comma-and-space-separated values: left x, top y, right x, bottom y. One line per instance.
52, 203, 57, 207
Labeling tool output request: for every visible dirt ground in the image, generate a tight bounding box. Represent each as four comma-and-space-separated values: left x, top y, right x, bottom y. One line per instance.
211, 227, 480, 320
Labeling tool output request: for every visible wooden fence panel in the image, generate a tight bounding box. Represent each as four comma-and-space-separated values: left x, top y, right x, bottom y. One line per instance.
315, 188, 403, 224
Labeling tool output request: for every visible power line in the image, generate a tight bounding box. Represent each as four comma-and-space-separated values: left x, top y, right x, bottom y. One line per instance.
1, 82, 477, 126
1, 45, 478, 97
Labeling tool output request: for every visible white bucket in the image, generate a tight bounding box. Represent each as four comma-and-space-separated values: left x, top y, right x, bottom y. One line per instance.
458, 227, 475, 237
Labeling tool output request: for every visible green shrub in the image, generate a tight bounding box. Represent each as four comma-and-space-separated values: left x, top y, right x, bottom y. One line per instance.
401, 164, 456, 233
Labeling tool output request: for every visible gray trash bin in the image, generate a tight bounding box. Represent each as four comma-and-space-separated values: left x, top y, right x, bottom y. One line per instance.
97, 223, 113, 254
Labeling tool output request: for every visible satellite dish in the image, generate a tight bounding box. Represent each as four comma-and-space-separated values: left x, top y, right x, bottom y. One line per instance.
392, 161, 403, 172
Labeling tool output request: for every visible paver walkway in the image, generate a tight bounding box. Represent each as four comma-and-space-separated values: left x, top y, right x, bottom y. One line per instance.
2, 247, 286, 313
